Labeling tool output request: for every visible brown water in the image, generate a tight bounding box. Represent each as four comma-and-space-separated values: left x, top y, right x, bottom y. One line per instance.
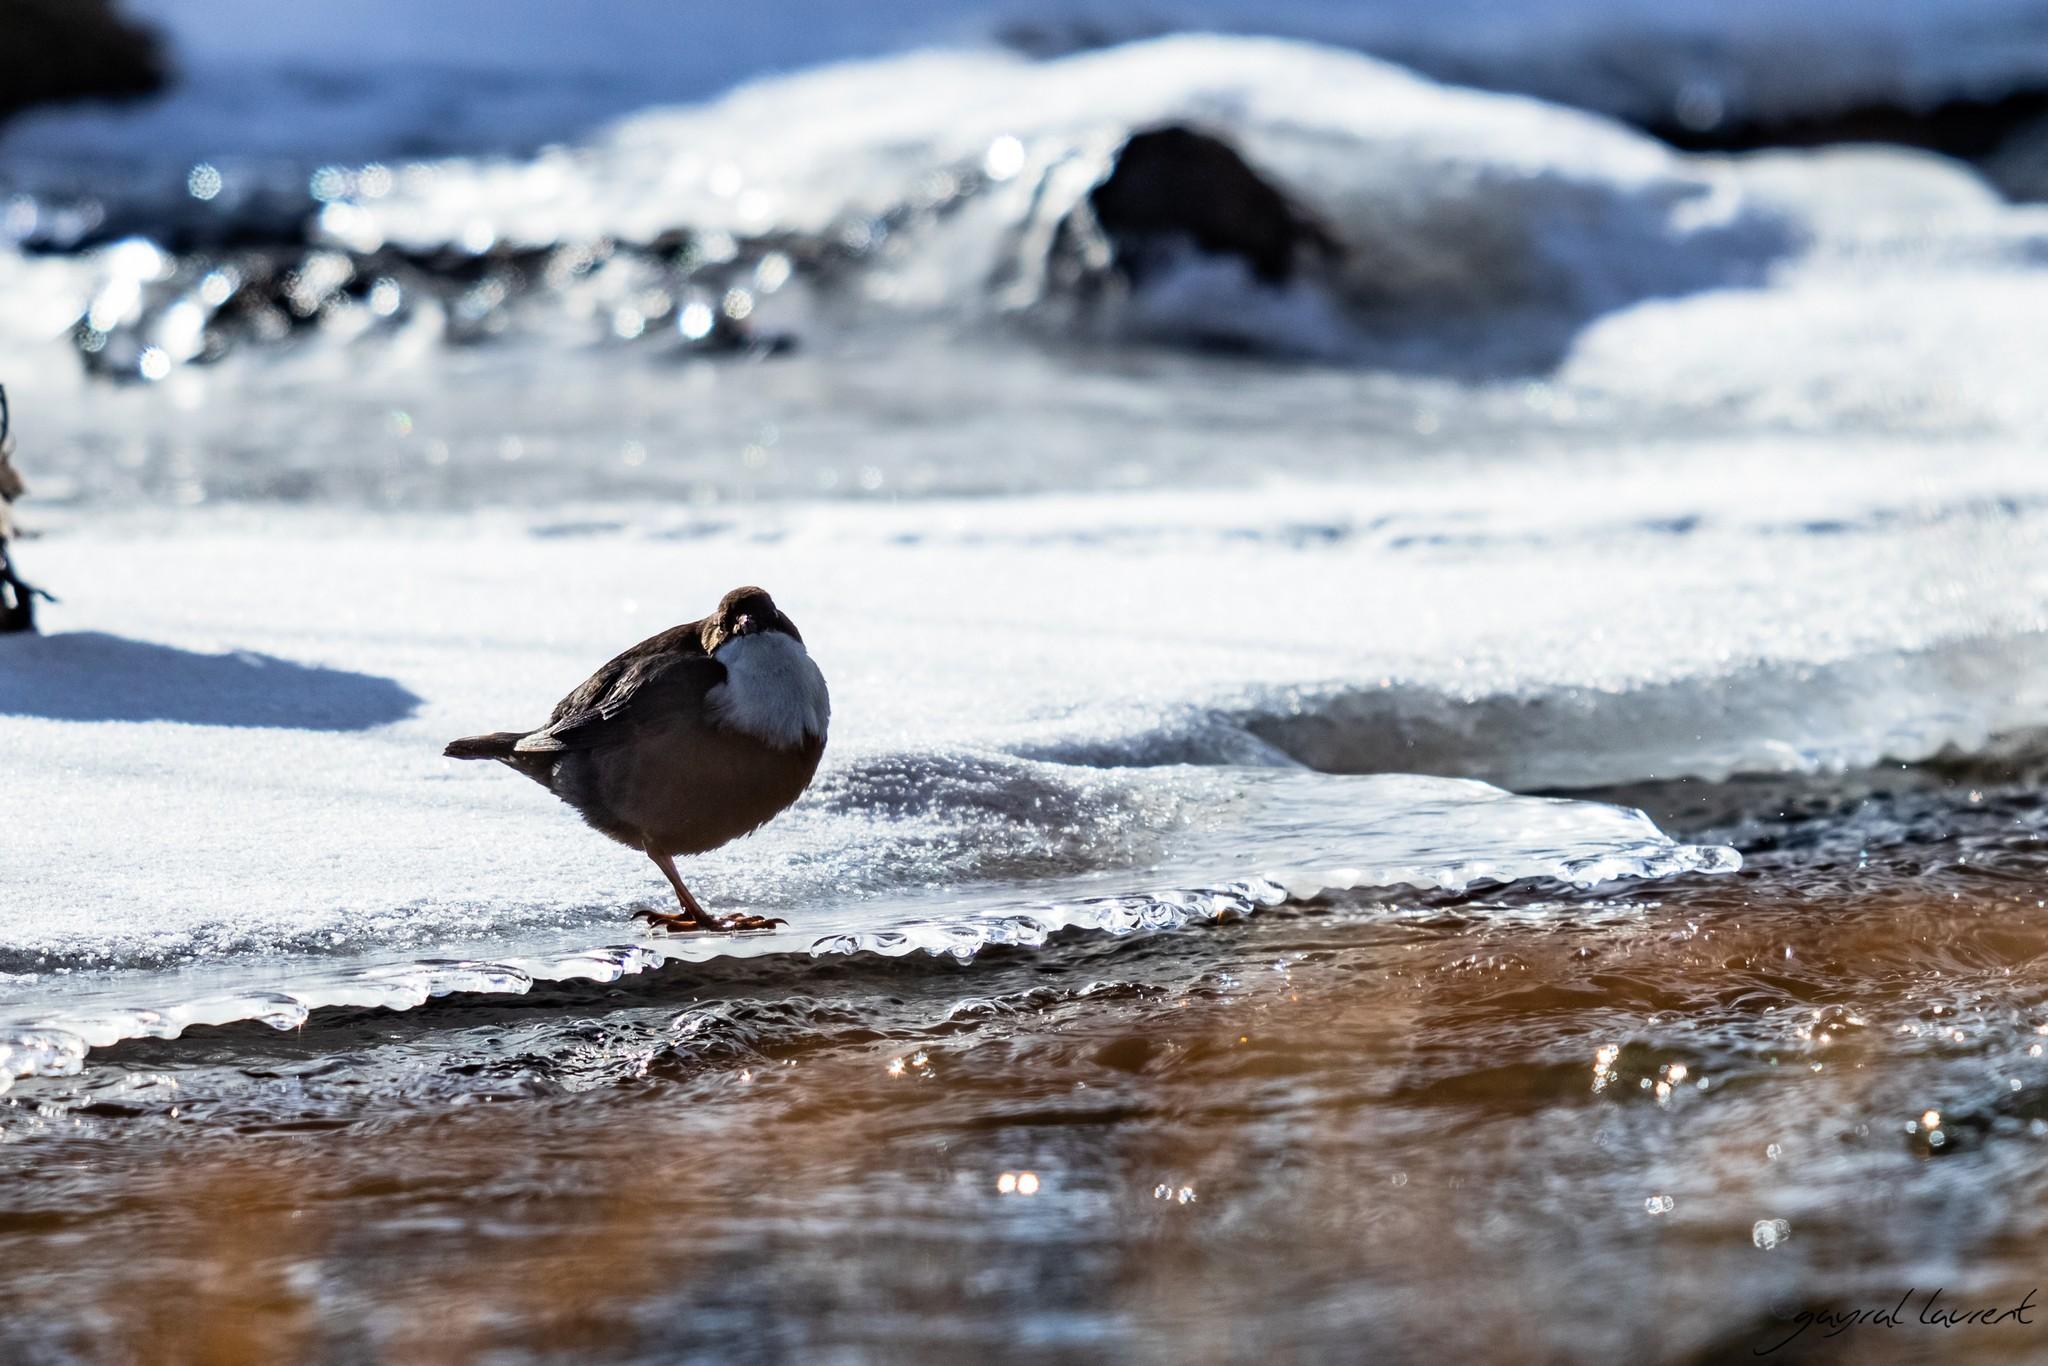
6, 772, 2048, 1365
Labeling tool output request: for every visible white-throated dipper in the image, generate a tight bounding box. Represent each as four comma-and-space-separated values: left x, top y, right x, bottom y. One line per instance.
445, 586, 829, 932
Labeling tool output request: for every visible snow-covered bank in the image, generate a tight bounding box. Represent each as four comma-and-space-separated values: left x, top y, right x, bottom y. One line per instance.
9, 446, 2047, 1073
5, 455, 2041, 967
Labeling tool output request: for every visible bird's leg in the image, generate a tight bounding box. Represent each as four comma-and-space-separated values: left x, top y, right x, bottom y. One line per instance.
0, 538, 50, 635
632, 847, 785, 934
647, 847, 706, 918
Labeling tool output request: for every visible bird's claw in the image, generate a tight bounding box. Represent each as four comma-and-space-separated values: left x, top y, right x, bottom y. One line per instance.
633, 908, 786, 935
717, 912, 787, 932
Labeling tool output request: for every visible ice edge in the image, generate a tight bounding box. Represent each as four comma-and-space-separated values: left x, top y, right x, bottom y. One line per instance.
0, 837, 1739, 1091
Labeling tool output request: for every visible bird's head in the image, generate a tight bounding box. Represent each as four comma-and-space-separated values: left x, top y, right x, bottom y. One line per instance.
703, 585, 802, 653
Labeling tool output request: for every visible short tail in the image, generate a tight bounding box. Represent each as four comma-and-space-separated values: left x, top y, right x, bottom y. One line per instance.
444, 731, 528, 760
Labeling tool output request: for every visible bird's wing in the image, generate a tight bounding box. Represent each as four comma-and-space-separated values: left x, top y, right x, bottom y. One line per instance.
515, 628, 724, 754
542, 620, 706, 726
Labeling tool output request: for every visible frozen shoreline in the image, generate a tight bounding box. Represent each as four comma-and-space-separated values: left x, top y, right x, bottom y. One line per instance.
4, 468, 2041, 1078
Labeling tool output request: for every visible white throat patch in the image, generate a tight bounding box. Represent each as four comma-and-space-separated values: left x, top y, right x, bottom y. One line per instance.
707, 631, 830, 750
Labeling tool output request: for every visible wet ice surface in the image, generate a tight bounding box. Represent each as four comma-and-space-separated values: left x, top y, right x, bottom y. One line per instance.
0, 779, 1733, 1073
6, 779, 2048, 1362
4, 457, 2040, 997
2, 495, 1786, 1065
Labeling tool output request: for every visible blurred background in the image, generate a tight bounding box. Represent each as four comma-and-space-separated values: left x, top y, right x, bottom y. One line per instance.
4, 0, 2048, 506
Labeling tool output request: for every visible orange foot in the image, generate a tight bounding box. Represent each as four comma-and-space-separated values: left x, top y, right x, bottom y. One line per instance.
632, 908, 787, 934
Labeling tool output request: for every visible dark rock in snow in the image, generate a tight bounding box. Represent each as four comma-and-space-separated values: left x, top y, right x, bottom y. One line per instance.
1986, 113, 2048, 201
1073, 124, 1339, 287
0, 0, 167, 125
1651, 87, 2048, 162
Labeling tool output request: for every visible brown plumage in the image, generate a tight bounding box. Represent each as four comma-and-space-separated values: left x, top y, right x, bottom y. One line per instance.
446, 586, 829, 932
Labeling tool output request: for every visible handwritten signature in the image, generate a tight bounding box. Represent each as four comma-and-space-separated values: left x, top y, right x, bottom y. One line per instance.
1757, 1289, 2037, 1355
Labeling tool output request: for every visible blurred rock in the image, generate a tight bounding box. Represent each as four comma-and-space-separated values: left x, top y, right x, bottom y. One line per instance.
999, 19, 2048, 205
1650, 89, 2048, 201
0, 0, 166, 125
1071, 125, 1339, 287
1984, 112, 2048, 201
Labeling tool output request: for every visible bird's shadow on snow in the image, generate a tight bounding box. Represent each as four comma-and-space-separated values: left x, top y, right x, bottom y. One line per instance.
0, 631, 420, 730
